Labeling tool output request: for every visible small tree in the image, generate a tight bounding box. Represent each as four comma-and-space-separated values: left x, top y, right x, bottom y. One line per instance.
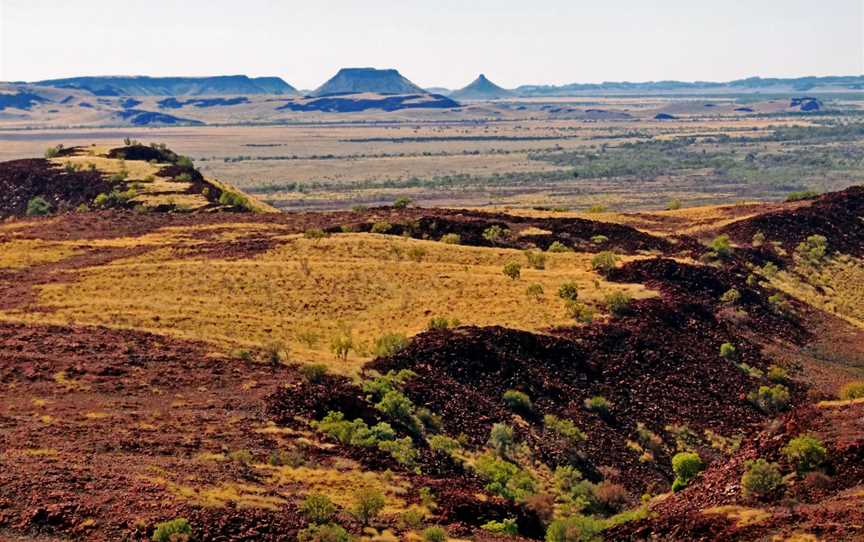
524, 250, 546, 270
783, 435, 827, 473
352, 488, 385, 526
330, 332, 353, 361
422, 526, 448, 542
710, 235, 733, 259
503, 262, 521, 280
488, 422, 516, 458
741, 459, 783, 499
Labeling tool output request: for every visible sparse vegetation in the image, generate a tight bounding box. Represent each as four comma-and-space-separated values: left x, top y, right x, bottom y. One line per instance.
526, 283, 545, 301
591, 251, 618, 273
393, 196, 413, 209
440, 233, 461, 244
352, 488, 385, 526
558, 282, 579, 302
604, 291, 632, 317
373, 332, 409, 358
152, 518, 192, 542
839, 381, 864, 400
547, 241, 570, 253
302, 493, 338, 525
483, 225, 509, 244
584, 396, 612, 417
748, 384, 791, 413
525, 249, 547, 270
422, 526, 448, 542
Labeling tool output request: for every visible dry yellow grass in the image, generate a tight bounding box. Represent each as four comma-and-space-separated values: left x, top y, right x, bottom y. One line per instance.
147, 476, 287, 510
702, 505, 771, 527
3, 231, 654, 374
261, 463, 409, 511
0, 240, 80, 269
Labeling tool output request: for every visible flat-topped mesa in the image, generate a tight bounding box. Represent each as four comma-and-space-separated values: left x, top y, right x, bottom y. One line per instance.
312, 68, 426, 96
450, 74, 514, 100
34, 75, 298, 96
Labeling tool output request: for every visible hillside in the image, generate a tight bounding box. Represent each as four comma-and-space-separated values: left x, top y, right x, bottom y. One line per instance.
313, 68, 427, 96
450, 75, 514, 100
0, 143, 275, 218
33, 75, 298, 96
0, 144, 862, 541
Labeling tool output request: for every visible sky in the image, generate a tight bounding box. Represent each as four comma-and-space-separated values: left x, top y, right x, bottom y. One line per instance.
1, 0, 862, 89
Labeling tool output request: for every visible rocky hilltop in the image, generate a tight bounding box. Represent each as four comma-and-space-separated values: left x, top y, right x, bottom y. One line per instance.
450, 74, 514, 100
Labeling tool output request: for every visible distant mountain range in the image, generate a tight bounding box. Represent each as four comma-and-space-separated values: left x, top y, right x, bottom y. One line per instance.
450, 74, 514, 100
32, 75, 297, 96
312, 68, 426, 97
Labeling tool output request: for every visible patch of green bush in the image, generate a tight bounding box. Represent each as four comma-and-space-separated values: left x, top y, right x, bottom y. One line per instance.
544, 514, 605, 542
440, 233, 461, 245
373, 333, 409, 358
565, 301, 595, 324
526, 283, 544, 301
26, 196, 52, 216
525, 250, 547, 270
297, 523, 351, 542
558, 282, 579, 302
547, 241, 570, 253
427, 316, 460, 330
503, 390, 534, 414
422, 526, 447, 542
152, 518, 192, 542
748, 384, 791, 413
839, 381, 864, 400
352, 488, 385, 525
604, 291, 632, 317
719, 342, 737, 360
503, 261, 522, 280
371, 221, 392, 234
483, 225, 509, 244
482, 517, 518, 535
544, 414, 586, 446
301, 493, 337, 524
393, 196, 412, 209
783, 435, 827, 473
474, 452, 536, 501
671, 452, 704, 491
741, 458, 783, 499
584, 396, 612, 417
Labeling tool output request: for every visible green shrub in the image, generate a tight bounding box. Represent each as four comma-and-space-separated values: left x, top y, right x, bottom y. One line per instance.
370, 221, 392, 234
440, 233, 461, 244
229, 449, 253, 464
604, 291, 632, 317
785, 190, 819, 202
525, 250, 547, 270
767, 366, 789, 384
482, 225, 509, 244
503, 390, 534, 414
666, 198, 682, 210
428, 434, 461, 454
671, 452, 704, 491
377, 436, 418, 467
399, 507, 426, 530
741, 459, 783, 499
558, 282, 579, 302
352, 488, 385, 525
720, 288, 741, 305
300, 363, 329, 383
376, 390, 419, 430
783, 435, 827, 473
544, 414, 586, 446
795, 234, 828, 264
362, 369, 416, 399
748, 384, 791, 414
488, 422, 516, 458
586, 204, 607, 213
373, 333, 409, 358
422, 526, 448, 542
591, 235, 609, 245
176, 156, 194, 168
393, 196, 413, 209
584, 396, 612, 416
152, 518, 192, 542
839, 381, 864, 400
297, 523, 351, 542
709, 235, 733, 259
302, 493, 337, 524
752, 231, 766, 247
526, 283, 544, 301
761, 261, 779, 278
44, 145, 63, 159
218, 190, 249, 208
330, 332, 354, 361
474, 452, 536, 501
719, 342, 737, 360
591, 251, 618, 273
94, 189, 135, 209
565, 301, 595, 324
547, 241, 570, 253
545, 514, 605, 542
503, 262, 522, 280
26, 196, 52, 216
482, 518, 518, 535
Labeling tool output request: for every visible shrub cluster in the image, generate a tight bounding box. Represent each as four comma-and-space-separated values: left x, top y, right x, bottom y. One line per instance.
671, 452, 704, 492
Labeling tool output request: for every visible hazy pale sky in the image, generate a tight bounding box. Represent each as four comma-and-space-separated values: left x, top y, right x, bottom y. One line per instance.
1, 0, 862, 89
